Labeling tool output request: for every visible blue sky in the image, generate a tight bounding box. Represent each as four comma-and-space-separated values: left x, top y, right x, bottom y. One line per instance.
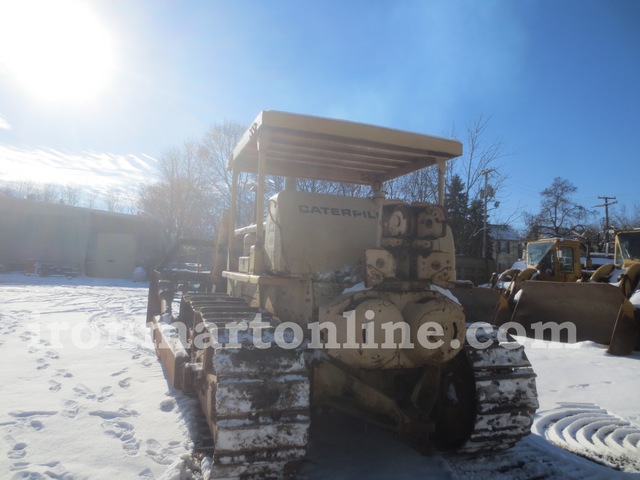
0, 0, 638, 227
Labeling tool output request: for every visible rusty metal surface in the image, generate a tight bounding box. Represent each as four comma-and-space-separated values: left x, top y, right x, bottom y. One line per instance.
506, 282, 638, 354
450, 286, 507, 325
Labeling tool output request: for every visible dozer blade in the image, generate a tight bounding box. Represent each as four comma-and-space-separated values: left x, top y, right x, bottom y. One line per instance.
502, 282, 639, 355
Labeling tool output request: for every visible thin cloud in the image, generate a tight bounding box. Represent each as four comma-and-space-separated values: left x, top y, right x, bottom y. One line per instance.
0, 143, 158, 208
0, 114, 11, 130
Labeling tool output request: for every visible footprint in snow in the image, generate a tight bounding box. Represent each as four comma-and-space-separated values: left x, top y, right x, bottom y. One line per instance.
73, 384, 113, 402
73, 384, 96, 400
48, 380, 62, 392
61, 400, 80, 419
138, 468, 154, 479
101, 420, 141, 456
7, 442, 27, 459
19, 330, 36, 342
11, 460, 72, 478
35, 358, 49, 370
160, 399, 175, 412
0, 317, 18, 336
29, 420, 44, 432
9, 461, 29, 471
9, 411, 57, 419
89, 407, 138, 419
97, 386, 113, 402
45, 350, 60, 360
55, 368, 73, 378
144, 438, 177, 465
118, 377, 132, 389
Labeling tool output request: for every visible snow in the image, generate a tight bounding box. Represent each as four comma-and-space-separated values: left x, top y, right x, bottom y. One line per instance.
1, 273, 640, 479
0, 274, 197, 480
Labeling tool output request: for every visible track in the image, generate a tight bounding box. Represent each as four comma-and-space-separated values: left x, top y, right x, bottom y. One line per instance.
436, 328, 539, 454
462, 332, 539, 452
178, 294, 311, 479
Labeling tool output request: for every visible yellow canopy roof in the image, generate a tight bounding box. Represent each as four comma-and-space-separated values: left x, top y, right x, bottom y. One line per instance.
229, 111, 462, 185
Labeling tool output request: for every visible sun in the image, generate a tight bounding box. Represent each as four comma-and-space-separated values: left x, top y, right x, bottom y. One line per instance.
0, 0, 115, 105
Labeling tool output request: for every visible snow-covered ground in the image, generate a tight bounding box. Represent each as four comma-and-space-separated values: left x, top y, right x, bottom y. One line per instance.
1, 273, 639, 479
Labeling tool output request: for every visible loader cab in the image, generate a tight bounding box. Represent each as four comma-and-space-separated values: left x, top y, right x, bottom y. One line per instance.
615, 230, 640, 268
525, 238, 582, 282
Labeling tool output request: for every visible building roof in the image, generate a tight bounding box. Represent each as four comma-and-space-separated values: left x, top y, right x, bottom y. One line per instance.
490, 224, 522, 241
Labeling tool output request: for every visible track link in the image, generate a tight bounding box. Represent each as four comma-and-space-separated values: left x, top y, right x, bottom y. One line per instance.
181, 293, 310, 479
457, 329, 539, 453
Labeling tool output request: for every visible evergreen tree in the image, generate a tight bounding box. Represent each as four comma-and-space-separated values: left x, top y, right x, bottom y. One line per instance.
445, 174, 469, 254
466, 198, 486, 257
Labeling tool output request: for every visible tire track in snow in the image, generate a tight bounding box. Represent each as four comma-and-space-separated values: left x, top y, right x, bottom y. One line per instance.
534, 402, 640, 473
445, 402, 640, 479
443, 433, 635, 480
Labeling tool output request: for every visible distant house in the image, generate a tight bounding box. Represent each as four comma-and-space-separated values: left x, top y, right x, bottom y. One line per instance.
453, 225, 523, 285
490, 224, 523, 272
0, 196, 164, 279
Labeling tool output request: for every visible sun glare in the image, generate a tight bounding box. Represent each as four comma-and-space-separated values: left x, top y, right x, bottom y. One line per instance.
0, 0, 115, 105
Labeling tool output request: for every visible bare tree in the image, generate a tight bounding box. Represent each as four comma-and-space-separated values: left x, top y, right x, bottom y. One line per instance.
5, 180, 59, 202
62, 184, 82, 206
610, 203, 640, 231
39, 183, 60, 203
451, 116, 508, 202
200, 121, 252, 225
524, 177, 594, 238
138, 142, 216, 241
391, 166, 440, 203
84, 192, 98, 210
382, 116, 507, 209
104, 188, 123, 212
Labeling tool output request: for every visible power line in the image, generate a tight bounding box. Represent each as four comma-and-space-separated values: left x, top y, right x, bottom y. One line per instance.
594, 195, 617, 247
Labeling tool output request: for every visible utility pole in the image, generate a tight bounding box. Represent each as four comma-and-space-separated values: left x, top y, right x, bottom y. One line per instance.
594, 195, 617, 252
481, 168, 495, 260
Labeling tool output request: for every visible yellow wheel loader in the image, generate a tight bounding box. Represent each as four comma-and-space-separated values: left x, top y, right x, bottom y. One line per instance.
147, 111, 538, 478
481, 234, 640, 356
489, 237, 587, 305
590, 230, 640, 298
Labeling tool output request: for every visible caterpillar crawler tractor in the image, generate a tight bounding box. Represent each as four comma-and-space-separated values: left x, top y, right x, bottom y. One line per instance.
147, 111, 539, 478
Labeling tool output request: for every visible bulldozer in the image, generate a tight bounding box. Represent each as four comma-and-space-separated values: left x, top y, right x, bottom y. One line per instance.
146, 111, 539, 478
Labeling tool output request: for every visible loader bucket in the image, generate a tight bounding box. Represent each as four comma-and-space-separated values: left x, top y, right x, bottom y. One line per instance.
501, 282, 639, 355
451, 286, 511, 325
